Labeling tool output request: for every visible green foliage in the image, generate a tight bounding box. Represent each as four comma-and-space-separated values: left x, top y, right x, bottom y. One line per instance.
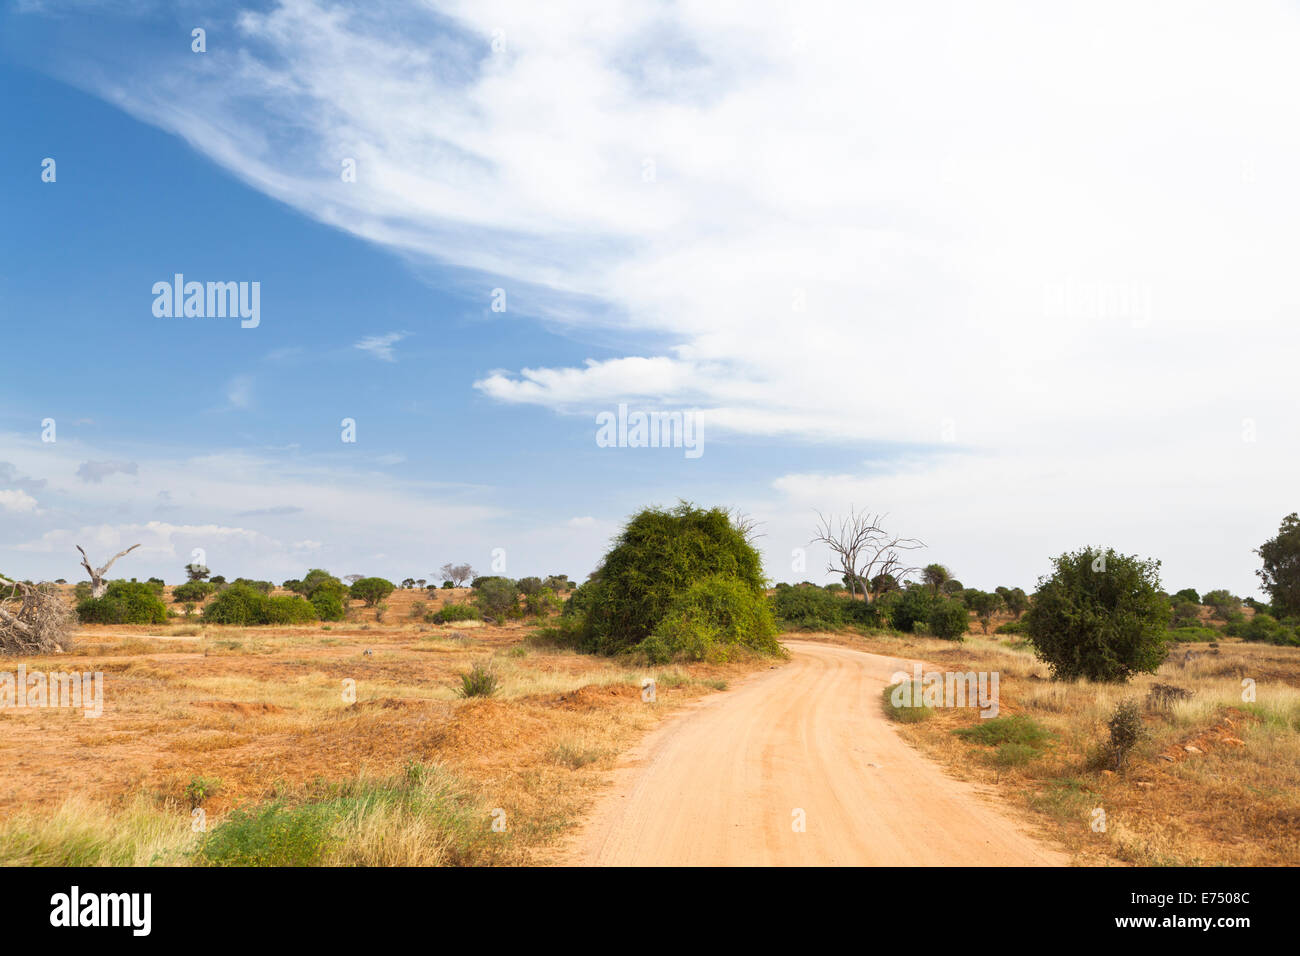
1167, 625, 1221, 643
1024, 548, 1171, 682
964, 590, 1002, 632
172, 580, 217, 603
349, 577, 395, 607
202, 584, 318, 626
310, 591, 346, 622
1106, 699, 1146, 770
926, 598, 969, 640
769, 585, 847, 630
1224, 613, 1300, 646
995, 618, 1029, 635
77, 581, 169, 625
881, 682, 931, 723
524, 586, 560, 617
881, 586, 934, 633
198, 801, 337, 866
185, 776, 222, 807
265, 595, 318, 624
1001, 586, 1029, 618
230, 578, 275, 595
432, 602, 482, 624
640, 574, 780, 663
922, 563, 951, 594
1256, 512, 1300, 617
458, 662, 499, 698
1172, 588, 1201, 604
473, 578, 519, 620
953, 715, 1052, 748
576, 502, 767, 655
299, 569, 345, 600
1200, 589, 1241, 622
940, 579, 964, 596
1171, 599, 1202, 628
516, 576, 544, 596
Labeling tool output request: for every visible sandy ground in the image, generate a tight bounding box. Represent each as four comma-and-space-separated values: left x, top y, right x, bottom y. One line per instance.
562, 640, 1068, 866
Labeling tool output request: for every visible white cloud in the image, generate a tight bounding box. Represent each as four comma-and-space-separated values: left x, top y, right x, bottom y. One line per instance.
25, 1, 1300, 591
354, 331, 408, 362
0, 490, 39, 514
225, 374, 254, 410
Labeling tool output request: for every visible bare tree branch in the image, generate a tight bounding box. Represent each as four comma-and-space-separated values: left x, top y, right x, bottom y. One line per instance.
76, 543, 141, 599
809, 508, 925, 600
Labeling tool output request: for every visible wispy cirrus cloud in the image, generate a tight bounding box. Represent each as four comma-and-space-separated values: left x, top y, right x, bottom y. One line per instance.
354, 331, 408, 362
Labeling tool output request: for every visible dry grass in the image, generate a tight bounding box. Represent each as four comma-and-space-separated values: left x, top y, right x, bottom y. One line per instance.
0, 612, 761, 865
809, 628, 1300, 865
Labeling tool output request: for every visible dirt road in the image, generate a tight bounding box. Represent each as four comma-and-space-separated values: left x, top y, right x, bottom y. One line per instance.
563, 640, 1067, 866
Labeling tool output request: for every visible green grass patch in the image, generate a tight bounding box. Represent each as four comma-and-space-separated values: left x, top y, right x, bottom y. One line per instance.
882, 681, 932, 723
953, 715, 1053, 749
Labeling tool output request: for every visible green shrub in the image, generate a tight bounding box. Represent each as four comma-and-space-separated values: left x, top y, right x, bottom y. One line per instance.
524, 586, 560, 618
172, 580, 216, 603
473, 579, 519, 620
641, 574, 781, 663
1172, 588, 1201, 604
1167, 625, 1220, 643
1225, 613, 1300, 646
230, 578, 275, 595
77, 581, 169, 625
964, 590, 1003, 633
458, 662, 499, 698
882, 586, 934, 633
201, 584, 267, 625
926, 598, 969, 640
881, 682, 931, 723
770, 585, 846, 630
349, 577, 395, 607
577, 502, 767, 655
517, 576, 544, 596
310, 591, 346, 622
198, 801, 337, 866
264, 595, 318, 625
995, 618, 1028, 635
953, 715, 1052, 749
1024, 548, 1171, 682
202, 584, 317, 626
432, 602, 481, 624
1106, 699, 1146, 770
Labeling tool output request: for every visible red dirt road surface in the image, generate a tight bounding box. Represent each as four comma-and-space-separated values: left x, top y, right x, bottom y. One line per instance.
564, 640, 1068, 866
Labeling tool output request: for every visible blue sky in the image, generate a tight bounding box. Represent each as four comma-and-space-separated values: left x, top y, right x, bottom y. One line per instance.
2, 1, 1298, 596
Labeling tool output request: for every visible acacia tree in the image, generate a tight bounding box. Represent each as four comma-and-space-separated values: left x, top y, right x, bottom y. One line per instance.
922, 564, 951, 596
1257, 513, 1300, 617
811, 509, 924, 600
439, 563, 474, 587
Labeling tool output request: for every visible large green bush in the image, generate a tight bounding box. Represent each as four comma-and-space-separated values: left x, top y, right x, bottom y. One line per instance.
641, 575, 780, 663
310, 591, 346, 622
473, 578, 519, 620
770, 585, 847, 630
349, 577, 395, 607
203, 584, 318, 626
926, 598, 969, 640
881, 586, 935, 633
77, 581, 169, 625
1024, 548, 1171, 682
578, 503, 767, 654
172, 580, 217, 603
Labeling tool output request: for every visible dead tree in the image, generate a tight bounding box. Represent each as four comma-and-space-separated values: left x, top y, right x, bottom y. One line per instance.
810, 509, 925, 600
76, 543, 141, 599
0, 575, 75, 654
